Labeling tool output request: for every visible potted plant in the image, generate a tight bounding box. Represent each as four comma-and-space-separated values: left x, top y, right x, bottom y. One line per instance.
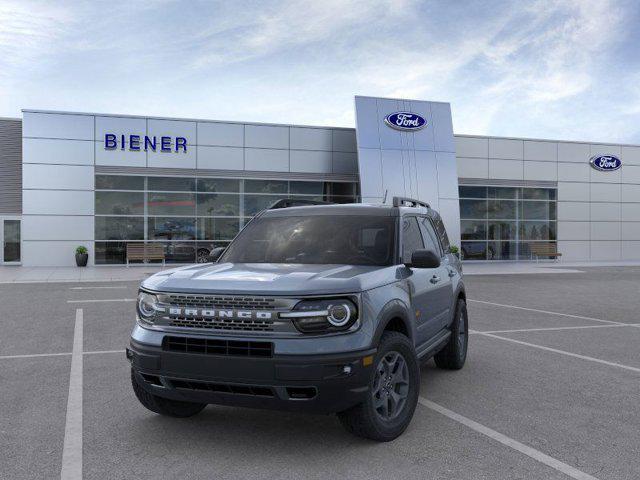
75, 246, 88, 267
449, 245, 460, 259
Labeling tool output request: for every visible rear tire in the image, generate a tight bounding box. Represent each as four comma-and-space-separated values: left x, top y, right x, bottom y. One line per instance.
337, 331, 419, 442
434, 298, 468, 370
131, 369, 207, 418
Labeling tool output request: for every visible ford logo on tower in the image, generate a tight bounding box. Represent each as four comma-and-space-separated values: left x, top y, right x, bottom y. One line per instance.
590, 155, 622, 172
384, 112, 427, 131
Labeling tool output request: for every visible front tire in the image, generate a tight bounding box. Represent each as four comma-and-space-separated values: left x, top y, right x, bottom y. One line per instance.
131, 369, 207, 418
434, 298, 468, 370
337, 331, 420, 441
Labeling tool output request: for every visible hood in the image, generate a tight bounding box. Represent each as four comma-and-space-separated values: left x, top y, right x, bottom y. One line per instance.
141, 262, 398, 296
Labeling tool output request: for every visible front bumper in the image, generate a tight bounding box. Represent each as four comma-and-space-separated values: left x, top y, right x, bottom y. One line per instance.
128, 338, 376, 414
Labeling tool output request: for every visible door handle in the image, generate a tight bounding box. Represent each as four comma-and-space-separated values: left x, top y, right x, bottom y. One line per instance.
430, 275, 441, 284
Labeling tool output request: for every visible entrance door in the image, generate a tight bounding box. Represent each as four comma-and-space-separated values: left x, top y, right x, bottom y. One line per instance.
1, 218, 21, 264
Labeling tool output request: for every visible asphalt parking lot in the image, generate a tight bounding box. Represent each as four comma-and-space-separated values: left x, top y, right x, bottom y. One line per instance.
1, 266, 639, 480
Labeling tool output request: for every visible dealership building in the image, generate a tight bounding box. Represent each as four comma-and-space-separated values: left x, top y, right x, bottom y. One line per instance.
0, 95, 639, 267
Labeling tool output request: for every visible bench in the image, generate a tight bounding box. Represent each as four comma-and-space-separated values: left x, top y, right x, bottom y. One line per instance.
126, 243, 165, 266
529, 243, 562, 262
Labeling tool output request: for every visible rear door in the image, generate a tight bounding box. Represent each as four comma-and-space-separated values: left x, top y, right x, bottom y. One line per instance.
401, 216, 442, 346
419, 216, 454, 331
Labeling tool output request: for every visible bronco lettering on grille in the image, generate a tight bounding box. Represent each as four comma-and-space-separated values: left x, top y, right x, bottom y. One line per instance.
168, 307, 273, 320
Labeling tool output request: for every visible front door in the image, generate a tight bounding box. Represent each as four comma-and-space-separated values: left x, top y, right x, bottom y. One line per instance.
1, 218, 21, 264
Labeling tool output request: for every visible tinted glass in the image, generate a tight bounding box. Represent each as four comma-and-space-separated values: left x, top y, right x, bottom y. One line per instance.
244, 195, 280, 216
196, 178, 240, 193
432, 214, 451, 252
461, 220, 487, 240
488, 241, 517, 260
488, 200, 517, 219
148, 217, 196, 240
523, 188, 556, 200
461, 241, 487, 260
147, 193, 196, 216
290, 181, 325, 195
95, 175, 144, 190
460, 199, 487, 219
488, 221, 517, 240
402, 217, 425, 264
196, 193, 240, 216
95, 217, 144, 240
520, 201, 556, 220
419, 218, 441, 255
221, 216, 396, 266
459, 186, 487, 198
330, 182, 357, 196
196, 218, 240, 240
244, 180, 287, 194
520, 221, 556, 240
95, 192, 144, 215
147, 177, 196, 192
487, 187, 518, 199
94, 241, 130, 264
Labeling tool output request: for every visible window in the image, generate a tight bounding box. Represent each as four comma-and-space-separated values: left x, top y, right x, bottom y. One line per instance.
95, 192, 144, 215
458, 186, 557, 260
402, 217, 424, 264
432, 213, 451, 252
419, 217, 442, 256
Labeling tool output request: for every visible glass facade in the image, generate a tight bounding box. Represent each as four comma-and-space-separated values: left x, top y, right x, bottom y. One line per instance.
94, 175, 359, 264
459, 186, 557, 260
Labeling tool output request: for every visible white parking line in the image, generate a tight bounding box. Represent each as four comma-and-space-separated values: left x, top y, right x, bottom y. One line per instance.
470, 323, 640, 334
61, 309, 83, 480
468, 299, 625, 326
83, 349, 125, 355
66, 298, 136, 304
0, 352, 72, 360
69, 286, 129, 290
476, 332, 640, 373
419, 397, 599, 480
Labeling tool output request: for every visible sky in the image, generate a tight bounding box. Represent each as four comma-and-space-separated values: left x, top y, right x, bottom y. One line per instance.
1, 0, 639, 143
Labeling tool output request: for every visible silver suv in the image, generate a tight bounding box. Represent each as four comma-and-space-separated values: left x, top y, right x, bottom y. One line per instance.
127, 197, 468, 441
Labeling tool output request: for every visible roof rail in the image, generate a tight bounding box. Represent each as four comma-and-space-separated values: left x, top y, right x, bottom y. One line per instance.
268, 198, 333, 210
392, 196, 430, 209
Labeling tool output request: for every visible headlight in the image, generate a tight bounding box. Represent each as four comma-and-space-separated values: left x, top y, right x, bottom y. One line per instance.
137, 291, 159, 324
281, 298, 358, 333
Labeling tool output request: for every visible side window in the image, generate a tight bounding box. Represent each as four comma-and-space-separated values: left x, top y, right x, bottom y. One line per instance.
432, 214, 451, 253
419, 217, 442, 256
402, 217, 425, 264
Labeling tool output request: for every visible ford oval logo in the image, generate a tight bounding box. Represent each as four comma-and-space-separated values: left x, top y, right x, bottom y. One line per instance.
384, 112, 427, 131
590, 155, 622, 172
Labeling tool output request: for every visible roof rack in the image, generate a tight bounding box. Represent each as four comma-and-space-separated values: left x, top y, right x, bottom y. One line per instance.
268, 198, 333, 210
392, 196, 430, 209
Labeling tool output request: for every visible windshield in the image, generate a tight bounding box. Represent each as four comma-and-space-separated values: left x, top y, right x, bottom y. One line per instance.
220, 215, 396, 266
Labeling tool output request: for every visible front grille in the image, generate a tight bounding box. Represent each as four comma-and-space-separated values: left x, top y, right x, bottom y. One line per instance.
164, 294, 277, 310
169, 379, 274, 397
168, 317, 274, 332
163, 336, 273, 357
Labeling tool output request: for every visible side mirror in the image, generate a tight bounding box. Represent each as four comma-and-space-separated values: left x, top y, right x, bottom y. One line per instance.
407, 249, 440, 269
208, 247, 226, 263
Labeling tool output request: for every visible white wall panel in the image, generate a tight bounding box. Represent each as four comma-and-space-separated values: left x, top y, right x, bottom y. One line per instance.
524, 141, 557, 161
621, 146, 640, 166
558, 162, 590, 182
590, 183, 620, 202
95, 116, 146, 143
557, 241, 589, 261
524, 161, 557, 181
558, 202, 590, 221
622, 203, 640, 221
622, 223, 640, 240
23, 138, 94, 166
557, 142, 590, 163
590, 241, 621, 261
436, 152, 459, 199
290, 150, 332, 173
22, 215, 93, 241
147, 119, 196, 143
414, 150, 438, 207
197, 122, 243, 147
22, 240, 94, 267
244, 148, 289, 172
197, 146, 243, 170
590, 222, 620, 240
622, 165, 640, 183
437, 198, 461, 246
23, 164, 94, 190
431, 103, 455, 153
357, 149, 382, 198
376, 98, 404, 151
590, 203, 620, 222
454, 136, 488, 158
355, 97, 380, 150
622, 241, 640, 259
245, 125, 289, 149
407, 100, 436, 152
558, 182, 589, 201
488, 159, 523, 180
622, 185, 640, 203
290, 128, 332, 151
557, 222, 589, 240
332, 130, 357, 152
23, 190, 94, 215
590, 167, 621, 184
489, 139, 523, 160
591, 144, 621, 157
95, 144, 147, 167
457, 157, 488, 179
147, 149, 196, 169
332, 152, 358, 174
23, 112, 94, 140
380, 150, 406, 197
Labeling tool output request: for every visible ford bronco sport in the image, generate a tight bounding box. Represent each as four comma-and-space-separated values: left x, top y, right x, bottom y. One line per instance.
128, 197, 468, 441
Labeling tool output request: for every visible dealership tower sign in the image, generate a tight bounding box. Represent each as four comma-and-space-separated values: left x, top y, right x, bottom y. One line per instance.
383, 112, 427, 131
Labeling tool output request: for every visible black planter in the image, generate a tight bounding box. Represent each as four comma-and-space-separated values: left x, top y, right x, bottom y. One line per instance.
75, 253, 88, 267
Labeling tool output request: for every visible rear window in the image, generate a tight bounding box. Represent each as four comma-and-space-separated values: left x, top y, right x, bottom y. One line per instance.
432, 213, 451, 253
